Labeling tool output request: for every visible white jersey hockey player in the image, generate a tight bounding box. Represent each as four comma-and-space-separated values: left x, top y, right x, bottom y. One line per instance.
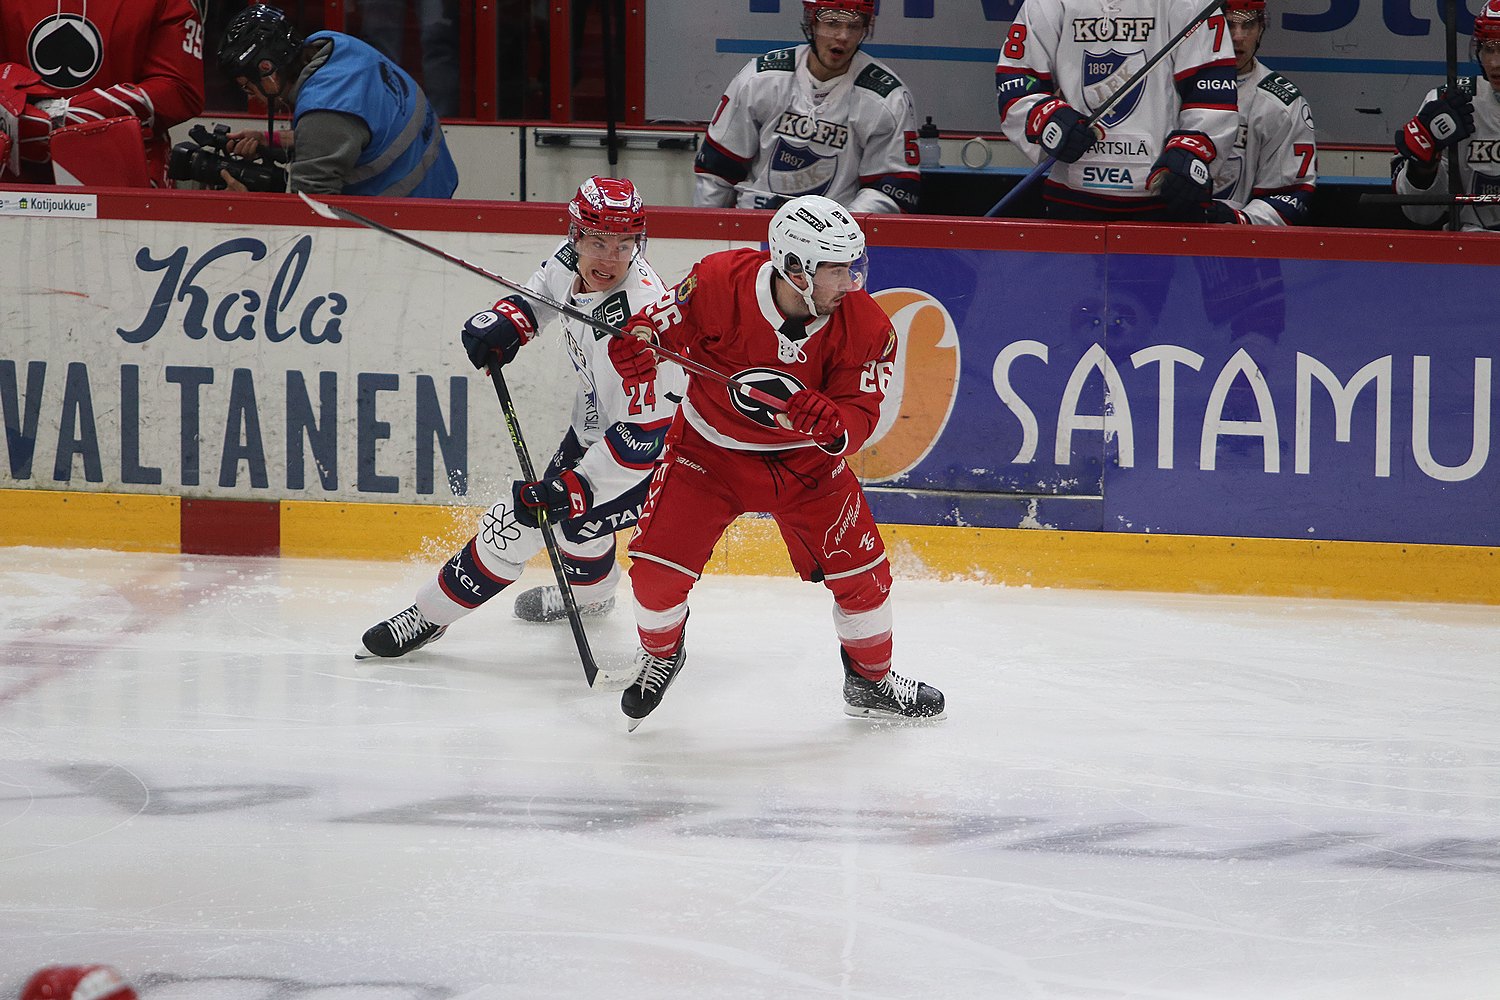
693, 0, 920, 214
1208, 0, 1317, 225
995, 0, 1238, 219
358, 177, 686, 680
1391, 0, 1500, 232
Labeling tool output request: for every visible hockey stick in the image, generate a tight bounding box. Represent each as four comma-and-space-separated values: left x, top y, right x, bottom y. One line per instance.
984, 0, 1227, 218
298, 193, 789, 412
488, 364, 599, 689
1360, 192, 1500, 205
1444, 0, 1462, 232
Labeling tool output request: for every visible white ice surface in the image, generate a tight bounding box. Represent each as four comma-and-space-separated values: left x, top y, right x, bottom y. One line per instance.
1, 546, 1497, 999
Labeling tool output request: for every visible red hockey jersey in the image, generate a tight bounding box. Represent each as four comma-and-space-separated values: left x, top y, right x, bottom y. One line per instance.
641, 247, 896, 455
1, 0, 204, 181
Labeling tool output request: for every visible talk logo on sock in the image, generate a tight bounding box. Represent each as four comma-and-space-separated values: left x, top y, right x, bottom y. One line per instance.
851, 288, 961, 483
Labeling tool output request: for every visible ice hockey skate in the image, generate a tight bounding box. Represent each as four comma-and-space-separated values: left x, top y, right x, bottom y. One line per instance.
355, 604, 447, 660
842, 652, 946, 721
512, 585, 615, 623
621, 635, 688, 732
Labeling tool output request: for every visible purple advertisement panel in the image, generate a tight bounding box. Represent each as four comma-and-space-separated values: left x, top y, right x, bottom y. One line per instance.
859, 248, 1497, 547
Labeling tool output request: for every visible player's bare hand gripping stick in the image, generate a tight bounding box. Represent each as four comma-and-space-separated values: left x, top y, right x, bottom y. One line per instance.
985, 0, 1227, 218
298, 193, 789, 411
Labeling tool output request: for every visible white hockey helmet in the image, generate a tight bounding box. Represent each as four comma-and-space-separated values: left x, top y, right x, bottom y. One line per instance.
768, 195, 869, 314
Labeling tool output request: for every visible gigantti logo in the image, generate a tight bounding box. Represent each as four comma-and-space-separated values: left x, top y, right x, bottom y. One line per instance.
851, 287, 960, 483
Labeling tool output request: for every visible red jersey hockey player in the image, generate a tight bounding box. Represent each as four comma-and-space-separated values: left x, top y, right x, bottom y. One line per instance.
606, 194, 946, 731
0, 0, 204, 186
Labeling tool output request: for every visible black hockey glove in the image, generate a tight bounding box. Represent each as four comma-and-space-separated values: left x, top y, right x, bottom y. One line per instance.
1396, 87, 1474, 166
1025, 97, 1102, 164
1148, 131, 1216, 217
461, 295, 539, 370
512, 469, 592, 528
1207, 200, 1249, 224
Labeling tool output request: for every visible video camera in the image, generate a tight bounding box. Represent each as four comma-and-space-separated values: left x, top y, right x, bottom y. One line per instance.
168, 123, 288, 192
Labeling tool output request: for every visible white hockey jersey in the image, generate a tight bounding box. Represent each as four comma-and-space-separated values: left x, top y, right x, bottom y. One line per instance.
995, 0, 1238, 214
1393, 77, 1500, 232
1210, 58, 1317, 225
519, 241, 686, 503
693, 44, 921, 214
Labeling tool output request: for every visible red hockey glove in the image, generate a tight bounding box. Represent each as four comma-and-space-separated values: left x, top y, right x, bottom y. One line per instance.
1024, 97, 1102, 164
62, 83, 156, 128
609, 320, 659, 381
0, 63, 41, 174
461, 295, 538, 370
781, 389, 846, 445
1147, 131, 1216, 217
512, 469, 592, 528
1396, 87, 1475, 166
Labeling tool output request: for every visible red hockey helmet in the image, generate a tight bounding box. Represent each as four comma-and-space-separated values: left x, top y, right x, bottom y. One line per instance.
567, 175, 646, 261
1225, 0, 1267, 23
568, 175, 645, 234
1475, 0, 1500, 46
20, 966, 138, 1000
802, 0, 876, 39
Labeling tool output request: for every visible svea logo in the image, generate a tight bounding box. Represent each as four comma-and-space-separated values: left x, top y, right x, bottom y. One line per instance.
851, 288, 960, 483
1083, 165, 1134, 188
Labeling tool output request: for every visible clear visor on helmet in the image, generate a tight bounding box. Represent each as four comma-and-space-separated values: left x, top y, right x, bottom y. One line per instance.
570, 226, 645, 262
1475, 36, 1500, 58
807, 252, 870, 293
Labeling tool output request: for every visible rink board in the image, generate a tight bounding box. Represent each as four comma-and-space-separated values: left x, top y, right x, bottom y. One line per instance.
0, 487, 1492, 604
1, 191, 1496, 602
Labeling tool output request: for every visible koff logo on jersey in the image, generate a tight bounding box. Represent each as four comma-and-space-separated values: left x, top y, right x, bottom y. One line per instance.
1072, 17, 1155, 42
1468, 139, 1500, 164
774, 111, 850, 149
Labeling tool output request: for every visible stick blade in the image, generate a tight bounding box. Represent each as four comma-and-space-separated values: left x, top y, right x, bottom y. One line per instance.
298, 190, 344, 221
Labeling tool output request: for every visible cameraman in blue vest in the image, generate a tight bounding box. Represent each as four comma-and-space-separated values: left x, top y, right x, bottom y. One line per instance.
214, 3, 458, 198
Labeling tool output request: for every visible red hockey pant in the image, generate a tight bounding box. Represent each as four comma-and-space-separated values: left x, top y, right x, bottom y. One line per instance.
627, 420, 894, 677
